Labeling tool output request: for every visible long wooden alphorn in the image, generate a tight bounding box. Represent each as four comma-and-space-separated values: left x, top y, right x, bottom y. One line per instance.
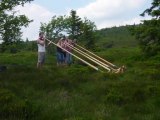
45, 38, 101, 72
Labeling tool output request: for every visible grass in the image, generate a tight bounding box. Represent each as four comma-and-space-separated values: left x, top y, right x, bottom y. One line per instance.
0, 47, 160, 119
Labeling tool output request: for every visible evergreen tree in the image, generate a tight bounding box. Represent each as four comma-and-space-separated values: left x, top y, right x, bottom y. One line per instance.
132, 0, 160, 56
80, 18, 97, 49
40, 10, 97, 49
66, 10, 83, 39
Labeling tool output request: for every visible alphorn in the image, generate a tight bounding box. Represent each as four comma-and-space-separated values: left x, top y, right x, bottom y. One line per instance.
66, 43, 123, 73
45, 38, 102, 72
46, 38, 125, 73
66, 43, 111, 72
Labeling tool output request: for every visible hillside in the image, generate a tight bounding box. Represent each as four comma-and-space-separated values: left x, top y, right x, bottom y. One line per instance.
96, 26, 137, 49
0, 26, 160, 120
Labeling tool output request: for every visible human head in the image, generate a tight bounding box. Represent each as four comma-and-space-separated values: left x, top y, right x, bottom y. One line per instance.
60, 36, 66, 41
39, 32, 44, 37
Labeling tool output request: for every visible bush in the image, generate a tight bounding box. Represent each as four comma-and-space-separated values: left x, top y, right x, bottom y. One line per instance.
105, 89, 126, 106
0, 88, 40, 119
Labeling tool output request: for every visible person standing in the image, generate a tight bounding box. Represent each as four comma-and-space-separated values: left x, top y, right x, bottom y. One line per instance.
64, 38, 73, 65
47, 37, 65, 66
64, 37, 77, 65
37, 32, 46, 69
56, 38, 64, 66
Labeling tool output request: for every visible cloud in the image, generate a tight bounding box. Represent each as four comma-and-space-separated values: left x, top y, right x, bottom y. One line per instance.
15, 3, 54, 40
77, 0, 147, 29
14, 0, 151, 40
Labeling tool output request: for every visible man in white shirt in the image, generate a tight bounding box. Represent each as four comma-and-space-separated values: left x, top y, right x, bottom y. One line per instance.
37, 32, 45, 69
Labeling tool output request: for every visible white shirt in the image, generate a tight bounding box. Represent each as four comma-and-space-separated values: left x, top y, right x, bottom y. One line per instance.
38, 43, 45, 52
37, 36, 46, 52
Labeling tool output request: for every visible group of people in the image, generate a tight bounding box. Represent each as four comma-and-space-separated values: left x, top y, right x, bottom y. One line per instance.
56, 36, 75, 66
37, 32, 75, 69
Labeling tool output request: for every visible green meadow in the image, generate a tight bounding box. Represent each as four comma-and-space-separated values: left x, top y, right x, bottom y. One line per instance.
0, 26, 160, 120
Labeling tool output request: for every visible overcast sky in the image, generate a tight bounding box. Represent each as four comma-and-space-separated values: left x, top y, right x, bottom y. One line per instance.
15, 0, 152, 40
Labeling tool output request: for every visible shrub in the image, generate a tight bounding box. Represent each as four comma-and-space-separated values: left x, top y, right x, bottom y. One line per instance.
0, 88, 40, 119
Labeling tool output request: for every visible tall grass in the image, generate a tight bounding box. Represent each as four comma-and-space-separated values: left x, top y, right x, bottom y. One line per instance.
0, 27, 160, 120
0, 47, 159, 119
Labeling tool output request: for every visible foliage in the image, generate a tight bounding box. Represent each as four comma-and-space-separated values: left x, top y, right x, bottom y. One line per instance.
0, 0, 33, 51
0, 22, 160, 119
40, 15, 67, 40
40, 10, 97, 48
0, 88, 39, 119
131, 0, 160, 56
0, 0, 33, 11
131, 20, 160, 56
0, 13, 32, 44
0, 48, 159, 119
66, 10, 83, 39
79, 18, 97, 49
96, 25, 137, 50
140, 0, 160, 18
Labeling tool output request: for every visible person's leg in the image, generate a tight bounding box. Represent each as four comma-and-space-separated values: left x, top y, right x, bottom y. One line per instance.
63, 52, 66, 65
41, 52, 45, 68
67, 53, 72, 65
37, 52, 41, 69
56, 52, 60, 66
37, 52, 45, 69
37, 62, 40, 68
66, 53, 69, 65
65, 53, 72, 65
61, 52, 65, 65
69, 54, 72, 65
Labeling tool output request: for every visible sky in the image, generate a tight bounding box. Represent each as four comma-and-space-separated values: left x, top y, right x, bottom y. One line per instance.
15, 0, 153, 40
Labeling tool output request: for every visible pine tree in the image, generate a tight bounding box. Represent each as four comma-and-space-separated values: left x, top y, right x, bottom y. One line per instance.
133, 0, 160, 56
67, 10, 83, 39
